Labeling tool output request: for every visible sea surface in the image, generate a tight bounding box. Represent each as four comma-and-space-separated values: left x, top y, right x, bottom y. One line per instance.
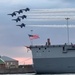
1, 73, 75, 75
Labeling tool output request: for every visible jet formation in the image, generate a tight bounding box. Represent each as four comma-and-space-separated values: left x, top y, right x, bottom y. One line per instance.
12, 15, 27, 22
8, 7, 30, 28
16, 23, 25, 28
8, 8, 30, 17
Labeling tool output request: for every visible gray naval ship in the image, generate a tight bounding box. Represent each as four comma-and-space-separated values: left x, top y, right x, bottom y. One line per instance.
28, 38, 75, 74
27, 8, 75, 74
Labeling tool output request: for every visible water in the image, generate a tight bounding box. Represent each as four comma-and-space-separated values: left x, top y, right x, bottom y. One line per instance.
0, 73, 35, 75
0, 74, 74, 75
0, 74, 34, 75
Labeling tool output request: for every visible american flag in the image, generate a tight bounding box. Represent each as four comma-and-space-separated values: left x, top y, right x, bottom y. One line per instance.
28, 34, 39, 40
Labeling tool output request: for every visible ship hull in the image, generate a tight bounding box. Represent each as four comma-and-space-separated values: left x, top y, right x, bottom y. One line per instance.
33, 57, 75, 74
30, 45, 75, 74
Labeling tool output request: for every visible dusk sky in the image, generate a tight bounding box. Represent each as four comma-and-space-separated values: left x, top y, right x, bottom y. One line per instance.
0, 0, 75, 64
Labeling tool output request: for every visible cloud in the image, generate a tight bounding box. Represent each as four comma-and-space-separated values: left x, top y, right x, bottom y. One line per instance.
63, 0, 75, 3
0, 0, 75, 64
0, 46, 32, 58
0, 0, 75, 13
61, 0, 75, 7
0, 0, 25, 5
0, 0, 68, 9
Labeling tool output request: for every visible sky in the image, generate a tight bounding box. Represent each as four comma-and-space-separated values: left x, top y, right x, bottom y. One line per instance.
0, 0, 75, 65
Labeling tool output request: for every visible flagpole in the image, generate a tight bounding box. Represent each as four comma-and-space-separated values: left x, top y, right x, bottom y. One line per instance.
30, 30, 33, 45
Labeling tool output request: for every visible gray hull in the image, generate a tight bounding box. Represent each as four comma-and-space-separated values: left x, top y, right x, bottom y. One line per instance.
33, 57, 75, 74
30, 45, 75, 74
